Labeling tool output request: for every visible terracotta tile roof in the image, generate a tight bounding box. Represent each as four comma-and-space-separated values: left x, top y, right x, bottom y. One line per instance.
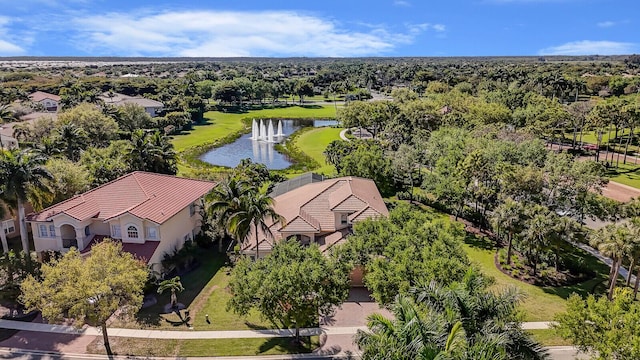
80, 235, 160, 264
28, 91, 60, 102
246, 176, 388, 252
27, 172, 216, 224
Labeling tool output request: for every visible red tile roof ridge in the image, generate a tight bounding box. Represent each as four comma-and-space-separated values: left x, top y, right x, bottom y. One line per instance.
26, 172, 140, 221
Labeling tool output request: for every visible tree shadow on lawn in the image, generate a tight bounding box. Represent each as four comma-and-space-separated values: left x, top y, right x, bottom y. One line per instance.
258, 336, 316, 354
135, 250, 226, 328
299, 105, 323, 109
464, 233, 498, 251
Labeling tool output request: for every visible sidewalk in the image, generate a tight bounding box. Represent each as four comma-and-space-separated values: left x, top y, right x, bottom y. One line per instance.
0, 319, 552, 339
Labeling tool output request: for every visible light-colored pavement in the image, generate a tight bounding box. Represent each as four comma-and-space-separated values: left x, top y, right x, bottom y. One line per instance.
0, 346, 590, 360
339, 129, 349, 141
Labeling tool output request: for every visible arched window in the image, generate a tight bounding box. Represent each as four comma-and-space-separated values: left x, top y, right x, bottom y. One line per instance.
127, 225, 139, 238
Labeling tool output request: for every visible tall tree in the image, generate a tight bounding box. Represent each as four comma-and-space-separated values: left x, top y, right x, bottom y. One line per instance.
490, 199, 524, 265
228, 240, 349, 342
21, 240, 147, 356
157, 276, 184, 310
0, 149, 52, 252
228, 186, 284, 259
54, 122, 88, 161
590, 223, 631, 299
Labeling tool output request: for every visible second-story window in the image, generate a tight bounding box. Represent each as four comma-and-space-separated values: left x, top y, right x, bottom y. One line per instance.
127, 225, 139, 239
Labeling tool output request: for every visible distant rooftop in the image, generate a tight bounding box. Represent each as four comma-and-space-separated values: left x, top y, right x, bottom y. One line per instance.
270, 172, 325, 197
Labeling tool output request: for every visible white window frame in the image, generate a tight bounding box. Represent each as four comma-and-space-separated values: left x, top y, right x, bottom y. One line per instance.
340, 214, 349, 225
127, 225, 139, 239
111, 224, 121, 239
49, 224, 56, 237
2, 220, 15, 234
39, 224, 48, 238
146, 226, 158, 240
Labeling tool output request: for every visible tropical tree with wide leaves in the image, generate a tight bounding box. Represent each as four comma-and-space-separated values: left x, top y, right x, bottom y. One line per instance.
490, 198, 524, 265
590, 223, 632, 300
411, 268, 548, 360
54, 122, 88, 162
521, 205, 553, 276
228, 186, 284, 259
157, 276, 184, 309
206, 178, 251, 251
0, 149, 53, 252
127, 130, 177, 175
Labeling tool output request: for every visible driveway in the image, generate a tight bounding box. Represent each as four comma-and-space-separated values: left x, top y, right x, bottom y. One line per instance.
315, 288, 391, 356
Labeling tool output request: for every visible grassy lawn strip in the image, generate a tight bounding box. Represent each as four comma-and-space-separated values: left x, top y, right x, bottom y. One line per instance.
86, 337, 319, 357
606, 162, 640, 189
526, 329, 572, 347
463, 235, 607, 322
292, 127, 343, 176
172, 105, 337, 152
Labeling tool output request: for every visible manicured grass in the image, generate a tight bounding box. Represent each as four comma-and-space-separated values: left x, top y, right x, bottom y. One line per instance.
607, 163, 640, 189
527, 329, 573, 347
293, 127, 344, 176
172, 105, 337, 152
87, 336, 319, 357
115, 249, 272, 331
463, 235, 608, 322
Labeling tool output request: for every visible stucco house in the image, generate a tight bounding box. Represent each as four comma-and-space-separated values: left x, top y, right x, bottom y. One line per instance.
99, 92, 164, 117
28, 91, 60, 112
26, 172, 216, 271
243, 176, 389, 258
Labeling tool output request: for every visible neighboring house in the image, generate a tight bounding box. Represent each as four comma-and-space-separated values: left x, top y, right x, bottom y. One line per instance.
28, 91, 60, 112
99, 92, 164, 117
0, 133, 18, 149
243, 176, 389, 259
26, 172, 216, 272
1, 201, 34, 249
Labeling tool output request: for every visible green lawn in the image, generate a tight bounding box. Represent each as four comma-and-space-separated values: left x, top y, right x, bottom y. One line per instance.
172, 105, 337, 152
87, 336, 319, 357
115, 249, 272, 331
463, 235, 608, 322
606, 162, 640, 189
527, 329, 573, 347
293, 127, 344, 176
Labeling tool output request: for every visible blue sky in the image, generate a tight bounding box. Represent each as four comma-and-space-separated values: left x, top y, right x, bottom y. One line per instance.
0, 0, 637, 57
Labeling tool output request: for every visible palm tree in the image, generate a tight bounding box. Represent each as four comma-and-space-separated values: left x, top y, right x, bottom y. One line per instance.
206, 178, 250, 251
490, 199, 523, 265
521, 205, 553, 276
0, 149, 53, 252
590, 223, 631, 300
11, 123, 32, 142
550, 216, 579, 271
624, 219, 640, 287
127, 130, 177, 175
0, 105, 14, 123
412, 269, 547, 360
157, 276, 184, 309
355, 295, 468, 360
228, 186, 284, 259
55, 123, 88, 161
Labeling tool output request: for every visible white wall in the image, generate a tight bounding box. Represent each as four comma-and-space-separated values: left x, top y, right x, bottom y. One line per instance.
149, 202, 201, 268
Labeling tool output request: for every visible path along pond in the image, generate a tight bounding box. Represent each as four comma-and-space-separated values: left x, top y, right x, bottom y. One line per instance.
200, 119, 338, 170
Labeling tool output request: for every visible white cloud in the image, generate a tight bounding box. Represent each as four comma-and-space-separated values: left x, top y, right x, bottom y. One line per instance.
597, 21, 616, 28
539, 40, 636, 55
69, 10, 431, 57
407, 23, 446, 35
393, 0, 411, 6
0, 16, 26, 55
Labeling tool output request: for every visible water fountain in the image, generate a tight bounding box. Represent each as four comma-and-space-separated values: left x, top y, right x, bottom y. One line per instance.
260, 120, 267, 141
251, 119, 258, 140
201, 118, 338, 170
276, 119, 284, 137
267, 120, 275, 142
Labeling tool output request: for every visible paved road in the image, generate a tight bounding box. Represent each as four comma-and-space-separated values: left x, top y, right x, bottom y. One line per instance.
0, 346, 591, 360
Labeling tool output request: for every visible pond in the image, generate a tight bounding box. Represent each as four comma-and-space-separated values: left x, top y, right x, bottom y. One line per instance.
200, 119, 338, 169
